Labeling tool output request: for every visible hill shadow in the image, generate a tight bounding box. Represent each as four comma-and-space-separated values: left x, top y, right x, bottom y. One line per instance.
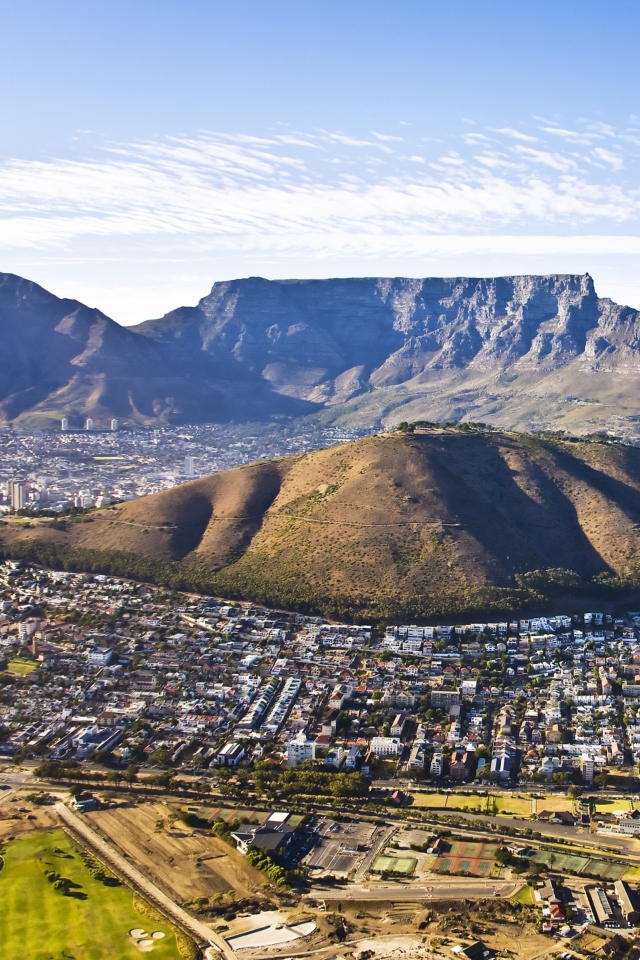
417, 434, 613, 582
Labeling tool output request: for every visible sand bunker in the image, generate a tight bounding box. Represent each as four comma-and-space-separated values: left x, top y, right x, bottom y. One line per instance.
130, 929, 147, 938
152, 931, 165, 939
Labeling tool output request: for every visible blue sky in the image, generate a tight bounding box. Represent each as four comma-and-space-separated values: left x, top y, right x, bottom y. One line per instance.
2, 0, 640, 322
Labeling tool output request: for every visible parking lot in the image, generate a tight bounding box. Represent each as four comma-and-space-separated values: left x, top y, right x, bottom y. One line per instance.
305, 818, 377, 876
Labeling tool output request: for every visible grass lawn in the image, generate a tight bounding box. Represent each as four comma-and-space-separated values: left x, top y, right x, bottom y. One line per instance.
533, 795, 575, 813
490, 796, 532, 817
6, 658, 37, 675
0, 828, 182, 960
514, 885, 535, 905
411, 792, 447, 808
411, 793, 486, 813
593, 799, 632, 814
411, 792, 533, 817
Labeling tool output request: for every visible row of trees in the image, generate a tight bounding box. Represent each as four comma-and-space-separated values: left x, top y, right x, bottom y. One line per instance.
253, 764, 370, 800
6, 535, 639, 623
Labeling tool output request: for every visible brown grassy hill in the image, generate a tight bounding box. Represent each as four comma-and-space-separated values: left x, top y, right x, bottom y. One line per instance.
6, 428, 640, 618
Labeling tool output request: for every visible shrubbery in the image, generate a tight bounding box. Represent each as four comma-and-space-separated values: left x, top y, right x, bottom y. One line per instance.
245, 846, 288, 887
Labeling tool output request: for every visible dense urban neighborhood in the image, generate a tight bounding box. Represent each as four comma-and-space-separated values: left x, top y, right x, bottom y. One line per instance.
1, 562, 639, 801
0, 421, 366, 512
6, 564, 640, 957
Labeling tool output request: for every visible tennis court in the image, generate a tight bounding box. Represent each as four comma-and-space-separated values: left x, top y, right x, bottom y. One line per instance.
530, 850, 626, 879
371, 855, 417, 876
431, 840, 497, 877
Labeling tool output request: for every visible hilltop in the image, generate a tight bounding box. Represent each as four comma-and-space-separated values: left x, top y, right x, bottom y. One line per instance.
5, 427, 640, 619
4, 272, 640, 435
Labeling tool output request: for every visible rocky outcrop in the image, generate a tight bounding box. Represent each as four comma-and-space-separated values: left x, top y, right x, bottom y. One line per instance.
2, 271, 640, 432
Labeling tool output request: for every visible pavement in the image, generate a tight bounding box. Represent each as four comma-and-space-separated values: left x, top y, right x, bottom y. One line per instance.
312, 878, 521, 901
55, 802, 235, 960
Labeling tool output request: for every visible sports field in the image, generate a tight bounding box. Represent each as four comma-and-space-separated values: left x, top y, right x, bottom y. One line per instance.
6, 658, 37, 675
371, 855, 417, 876
410, 792, 533, 817
0, 829, 182, 959
432, 840, 498, 876
530, 849, 626, 880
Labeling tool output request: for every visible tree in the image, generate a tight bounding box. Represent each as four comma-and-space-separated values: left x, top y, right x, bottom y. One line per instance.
594, 772, 610, 789
123, 764, 139, 783
567, 785, 583, 799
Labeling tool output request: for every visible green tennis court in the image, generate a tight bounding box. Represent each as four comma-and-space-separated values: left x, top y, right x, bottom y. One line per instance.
371, 855, 417, 876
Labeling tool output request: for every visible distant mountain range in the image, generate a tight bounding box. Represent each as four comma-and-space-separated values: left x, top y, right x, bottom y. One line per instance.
6, 428, 640, 619
2, 271, 640, 434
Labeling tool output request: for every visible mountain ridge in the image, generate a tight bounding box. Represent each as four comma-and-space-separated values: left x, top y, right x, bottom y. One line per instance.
2, 271, 640, 433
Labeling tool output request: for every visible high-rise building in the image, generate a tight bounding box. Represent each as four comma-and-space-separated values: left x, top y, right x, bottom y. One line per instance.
61, 418, 69, 431
110, 419, 119, 432
7, 479, 26, 511
581, 755, 595, 783
184, 456, 195, 477
85, 418, 94, 431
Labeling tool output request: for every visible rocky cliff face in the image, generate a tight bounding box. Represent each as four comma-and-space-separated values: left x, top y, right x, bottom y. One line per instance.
2, 271, 640, 433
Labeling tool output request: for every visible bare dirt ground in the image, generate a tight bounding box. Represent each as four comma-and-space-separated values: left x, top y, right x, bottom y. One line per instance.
86, 800, 265, 903
0, 795, 58, 840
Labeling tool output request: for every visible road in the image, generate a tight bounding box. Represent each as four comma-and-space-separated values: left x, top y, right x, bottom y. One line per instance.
55, 803, 234, 960
313, 879, 520, 901
422, 808, 637, 857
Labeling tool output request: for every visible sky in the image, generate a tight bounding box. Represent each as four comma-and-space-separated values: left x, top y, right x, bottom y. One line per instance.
2, 0, 640, 323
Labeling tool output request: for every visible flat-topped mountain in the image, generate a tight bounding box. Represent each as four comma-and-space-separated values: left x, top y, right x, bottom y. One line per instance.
6, 428, 640, 618
2, 271, 640, 433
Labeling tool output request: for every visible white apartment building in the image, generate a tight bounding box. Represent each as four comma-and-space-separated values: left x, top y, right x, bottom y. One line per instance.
370, 736, 401, 757
430, 752, 443, 777
287, 733, 316, 765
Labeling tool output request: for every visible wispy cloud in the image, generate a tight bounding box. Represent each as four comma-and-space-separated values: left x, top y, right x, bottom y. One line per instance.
1, 118, 640, 264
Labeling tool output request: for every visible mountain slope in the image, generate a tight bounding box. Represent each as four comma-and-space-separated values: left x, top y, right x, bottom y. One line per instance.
0, 273, 313, 426
6, 428, 640, 616
4, 271, 640, 433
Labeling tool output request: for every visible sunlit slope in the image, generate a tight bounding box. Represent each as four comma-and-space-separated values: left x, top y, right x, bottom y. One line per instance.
8, 429, 640, 610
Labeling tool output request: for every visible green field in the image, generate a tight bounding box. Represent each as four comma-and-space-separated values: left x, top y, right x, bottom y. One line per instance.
411, 792, 533, 817
514, 886, 535, 905
6, 658, 37, 675
371, 855, 417, 876
0, 829, 182, 960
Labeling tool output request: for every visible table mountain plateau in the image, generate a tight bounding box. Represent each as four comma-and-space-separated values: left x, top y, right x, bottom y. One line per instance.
6, 428, 640, 619
2, 271, 640, 434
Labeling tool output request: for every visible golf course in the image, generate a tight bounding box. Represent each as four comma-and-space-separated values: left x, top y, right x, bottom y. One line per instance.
0, 828, 183, 959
